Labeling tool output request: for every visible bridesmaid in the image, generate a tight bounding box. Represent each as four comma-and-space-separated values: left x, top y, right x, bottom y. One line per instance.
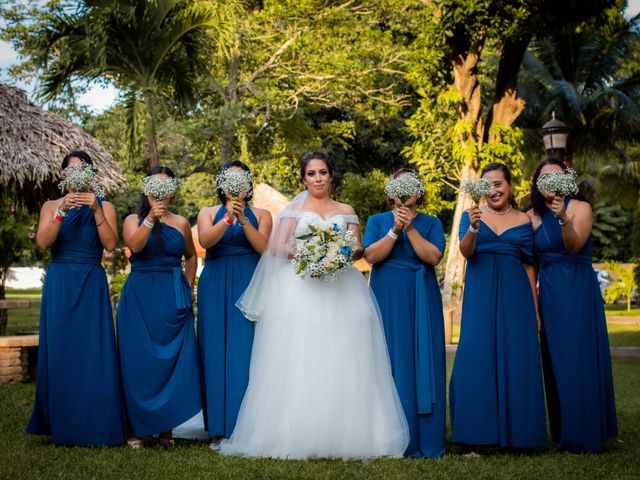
364, 168, 446, 458
27, 150, 125, 446
117, 166, 202, 448
528, 157, 617, 453
450, 162, 546, 453
197, 161, 272, 446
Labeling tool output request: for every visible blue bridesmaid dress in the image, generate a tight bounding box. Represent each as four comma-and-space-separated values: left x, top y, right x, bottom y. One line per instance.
364, 212, 447, 458
117, 222, 202, 437
449, 212, 546, 448
535, 199, 617, 452
27, 202, 125, 446
198, 207, 260, 437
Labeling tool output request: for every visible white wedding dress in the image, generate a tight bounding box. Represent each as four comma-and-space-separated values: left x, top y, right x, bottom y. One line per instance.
217, 210, 409, 460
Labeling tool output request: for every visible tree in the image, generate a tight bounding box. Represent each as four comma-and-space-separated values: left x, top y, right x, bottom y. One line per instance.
3, 0, 240, 169
404, 0, 619, 322
604, 262, 638, 311
0, 200, 39, 335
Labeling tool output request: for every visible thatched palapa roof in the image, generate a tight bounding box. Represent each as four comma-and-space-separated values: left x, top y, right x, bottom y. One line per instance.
0, 83, 127, 210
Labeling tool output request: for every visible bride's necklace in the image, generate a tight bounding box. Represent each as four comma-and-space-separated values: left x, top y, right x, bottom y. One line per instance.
486, 205, 512, 216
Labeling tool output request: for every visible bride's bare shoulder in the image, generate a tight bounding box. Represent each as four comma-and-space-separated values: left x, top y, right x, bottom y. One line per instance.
332, 201, 357, 216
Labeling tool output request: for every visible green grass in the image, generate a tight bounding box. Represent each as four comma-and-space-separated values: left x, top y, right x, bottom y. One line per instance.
607, 323, 640, 348
605, 305, 640, 318
1, 356, 638, 479
4, 288, 41, 335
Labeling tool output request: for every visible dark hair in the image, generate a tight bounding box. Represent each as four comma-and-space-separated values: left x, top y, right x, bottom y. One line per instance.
529, 157, 584, 216
62, 150, 94, 169
216, 161, 254, 205
480, 162, 517, 208
389, 168, 425, 206
299, 151, 333, 182
137, 166, 176, 255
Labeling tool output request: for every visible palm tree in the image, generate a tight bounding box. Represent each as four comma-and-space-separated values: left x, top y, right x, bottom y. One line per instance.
37, 0, 241, 169
517, 11, 640, 178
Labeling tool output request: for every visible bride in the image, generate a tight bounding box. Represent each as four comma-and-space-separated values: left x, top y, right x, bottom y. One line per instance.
217, 152, 409, 460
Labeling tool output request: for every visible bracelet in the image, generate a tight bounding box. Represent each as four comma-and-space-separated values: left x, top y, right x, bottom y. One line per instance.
142, 218, 154, 229
558, 217, 571, 227
53, 209, 65, 222
387, 228, 399, 240
239, 220, 249, 228
223, 213, 233, 225
468, 224, 479, 234
96, 218, 106, 228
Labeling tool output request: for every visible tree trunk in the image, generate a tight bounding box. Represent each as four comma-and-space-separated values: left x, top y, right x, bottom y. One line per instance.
0, 282, 7, 336
441, 164, 475, 329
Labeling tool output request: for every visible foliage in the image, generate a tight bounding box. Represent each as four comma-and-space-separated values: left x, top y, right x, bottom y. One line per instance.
592, 201, 634, 261
335, 169, 389, 229
604, 262, 638, 311
250, 155, 300, 199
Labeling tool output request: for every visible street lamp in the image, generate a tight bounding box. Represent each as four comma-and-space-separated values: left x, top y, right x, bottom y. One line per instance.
540, 111, 569, 163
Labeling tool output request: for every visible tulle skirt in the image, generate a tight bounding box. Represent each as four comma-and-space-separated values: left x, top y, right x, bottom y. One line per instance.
218, 265, 409, 460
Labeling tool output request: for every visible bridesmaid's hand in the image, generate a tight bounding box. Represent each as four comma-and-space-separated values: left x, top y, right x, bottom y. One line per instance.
549, 194, 568, 223
225, 197, 236, 220
148, 198, 168, 221
75, 192, 99, 211
469, 204, 481, 230
232, 199, 247, 224
396, 207, 413, 230
59, 192, 78, 212
392, 210, 404, 233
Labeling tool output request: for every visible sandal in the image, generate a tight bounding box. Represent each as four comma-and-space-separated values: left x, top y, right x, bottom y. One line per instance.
127, 437, 143, 449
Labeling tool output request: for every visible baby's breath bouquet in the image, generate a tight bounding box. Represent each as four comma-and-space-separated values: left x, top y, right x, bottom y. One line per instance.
58, 164, 106, 197
384, 172, 425, 206
292, 223, 358, 282
217, 168, 253, 199
537, 168, 579, 197
143, 176, 182, 200
461, 178, 493, 204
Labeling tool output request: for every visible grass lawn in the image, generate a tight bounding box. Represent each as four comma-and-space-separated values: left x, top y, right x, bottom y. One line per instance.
4, 288, 42, 335
607, 323, 640, 348
0, 355, 638, 479
606, 305, 640, 318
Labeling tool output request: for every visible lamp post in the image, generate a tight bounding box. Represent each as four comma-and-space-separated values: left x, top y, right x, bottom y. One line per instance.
541, 111, 570, 165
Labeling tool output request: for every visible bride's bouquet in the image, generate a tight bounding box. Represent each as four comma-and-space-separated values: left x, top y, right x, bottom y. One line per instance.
536, 168, 579, 197
58, 163, 106, 197
292, 224, 358, 282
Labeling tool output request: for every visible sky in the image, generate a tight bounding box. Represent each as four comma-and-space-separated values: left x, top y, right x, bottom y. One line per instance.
1, 0, 640, 113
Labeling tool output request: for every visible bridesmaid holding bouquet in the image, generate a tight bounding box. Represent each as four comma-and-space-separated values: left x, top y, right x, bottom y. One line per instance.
27, 151, 125, 446
196, 161, 272, 446
450, 162, 546, 453
364, 169, 447, 458
117, 166, 202, 448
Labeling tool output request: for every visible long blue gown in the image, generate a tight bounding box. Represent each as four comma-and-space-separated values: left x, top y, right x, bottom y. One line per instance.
198, 207, 260, 437
117, 222, 202, 437
535, 199, 617, 452
449, 212, 546, 448
364, 212, 446, 458
27, 202, 125, 446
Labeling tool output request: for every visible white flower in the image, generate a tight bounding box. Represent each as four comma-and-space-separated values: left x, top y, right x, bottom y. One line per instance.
143, 176, 182, 200
384, 172, 425, 204
217, 168, 253, 198
461, 178, 493, 204
58, 164, 106, 197
537, 168, 579, 197
292, 223, 358, 282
